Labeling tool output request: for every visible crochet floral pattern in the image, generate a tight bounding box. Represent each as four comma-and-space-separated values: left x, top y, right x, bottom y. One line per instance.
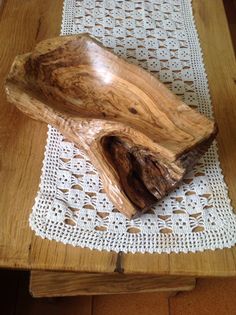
30, 0, 236, 253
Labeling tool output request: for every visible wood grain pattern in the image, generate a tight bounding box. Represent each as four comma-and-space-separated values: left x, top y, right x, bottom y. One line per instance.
0, 0, 117, 273
16, 272, 93, 315
0, 0, 64, 269
30, 271, 196, 297
121, 0, 236, 276
5, 34, 216, 218
0, 0, 236, 277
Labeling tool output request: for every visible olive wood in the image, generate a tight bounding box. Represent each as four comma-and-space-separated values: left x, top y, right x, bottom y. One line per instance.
5, 34, 217, 219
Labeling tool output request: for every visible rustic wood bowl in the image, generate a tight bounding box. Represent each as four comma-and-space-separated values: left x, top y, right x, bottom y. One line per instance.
5, 34, 217, 219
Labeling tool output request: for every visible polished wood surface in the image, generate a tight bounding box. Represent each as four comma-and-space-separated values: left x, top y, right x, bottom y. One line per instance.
122, 0, 236, 276
5, 34, 216, 218
0, 0, 236, 276
0, 0, 116, 273
30, 271, 195, 297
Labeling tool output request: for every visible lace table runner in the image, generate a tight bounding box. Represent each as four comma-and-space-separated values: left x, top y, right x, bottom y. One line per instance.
30, 0, 236, 253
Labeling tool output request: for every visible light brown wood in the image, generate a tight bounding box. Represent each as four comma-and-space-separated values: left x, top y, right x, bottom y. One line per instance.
0, 0, 236, 278
0, 0, 117, 273
30, 271, 196, 297
121, 0, 236, 276
5, 34, 216, 218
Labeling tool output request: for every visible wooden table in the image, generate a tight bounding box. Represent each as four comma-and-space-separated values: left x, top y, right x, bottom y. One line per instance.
0, 0, 236, 297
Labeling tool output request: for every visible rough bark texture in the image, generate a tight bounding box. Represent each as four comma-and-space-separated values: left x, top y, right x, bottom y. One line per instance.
5, 34, 217, 218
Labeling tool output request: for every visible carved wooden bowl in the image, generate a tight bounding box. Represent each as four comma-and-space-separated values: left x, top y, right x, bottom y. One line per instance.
5, 34, 217, 219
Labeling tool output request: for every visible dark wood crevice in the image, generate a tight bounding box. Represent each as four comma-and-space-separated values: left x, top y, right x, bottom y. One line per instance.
102, 136, 182, 214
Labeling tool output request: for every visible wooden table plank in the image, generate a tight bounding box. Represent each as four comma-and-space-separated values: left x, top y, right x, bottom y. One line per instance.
0, 0, 117, 273
0, 0, 236, 276
29, 238, 117, 273
30, 271, 196, 297
122, 0, 236, 276
0, 0, 58, 269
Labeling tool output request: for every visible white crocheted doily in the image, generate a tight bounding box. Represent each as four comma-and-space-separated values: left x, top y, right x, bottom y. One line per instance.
30, 0, 236, 253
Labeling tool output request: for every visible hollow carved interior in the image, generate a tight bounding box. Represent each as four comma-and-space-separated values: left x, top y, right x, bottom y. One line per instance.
102, 136, 182, 214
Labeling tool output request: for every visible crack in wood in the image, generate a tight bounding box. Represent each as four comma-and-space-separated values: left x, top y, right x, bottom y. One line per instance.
114, 252, 124, 274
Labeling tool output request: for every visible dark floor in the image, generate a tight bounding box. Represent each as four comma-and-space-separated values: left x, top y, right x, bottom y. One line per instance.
224, 0, 236, 53
1, 270, 236, 315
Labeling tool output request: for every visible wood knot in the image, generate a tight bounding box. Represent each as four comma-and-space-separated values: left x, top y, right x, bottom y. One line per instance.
129, 107, 138, 114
